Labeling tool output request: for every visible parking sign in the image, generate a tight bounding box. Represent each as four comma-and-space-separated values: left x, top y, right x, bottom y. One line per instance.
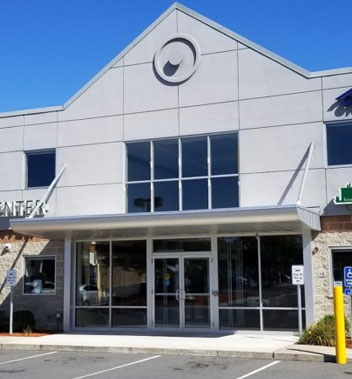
344, 266, 352, 288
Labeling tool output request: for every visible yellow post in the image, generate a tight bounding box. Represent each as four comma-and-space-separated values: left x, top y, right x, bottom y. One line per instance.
334, 286, 347, 364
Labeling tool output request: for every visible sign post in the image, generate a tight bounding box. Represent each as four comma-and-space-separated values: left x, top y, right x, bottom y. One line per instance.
6, 270, 17, 334
292, 265, 304, 336
343, 266, 352, 341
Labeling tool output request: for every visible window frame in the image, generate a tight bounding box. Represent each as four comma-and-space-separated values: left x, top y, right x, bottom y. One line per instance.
329, 246, 352, 295
22, 255, 56, 296
125, 132, 239, 213
25, 149, 56, 189
325, 122, 352, 168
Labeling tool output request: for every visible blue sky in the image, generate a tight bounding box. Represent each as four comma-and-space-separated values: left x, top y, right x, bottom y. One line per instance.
0, 0, 351, 113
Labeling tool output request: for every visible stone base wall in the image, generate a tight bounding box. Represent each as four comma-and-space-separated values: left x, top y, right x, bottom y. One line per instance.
0, 232, 64, 331
313, 216, 352, 323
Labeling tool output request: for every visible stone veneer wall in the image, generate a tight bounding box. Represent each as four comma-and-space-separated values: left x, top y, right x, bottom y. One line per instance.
313, 216, 352, 322
0, 232, 64, 331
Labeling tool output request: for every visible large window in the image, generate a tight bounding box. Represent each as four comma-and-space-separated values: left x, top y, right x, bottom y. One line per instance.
126, 133, 239, 213
218, 235, 304, 331
24, 256, 55, 294
327, 123, 352, 166
26, 150, 56, 188
75, 241, 147, 328
332, 249, 352, 290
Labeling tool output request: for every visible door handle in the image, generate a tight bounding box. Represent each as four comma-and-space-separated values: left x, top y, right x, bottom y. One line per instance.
212, 290, 219, 296
176, 289, 180, 301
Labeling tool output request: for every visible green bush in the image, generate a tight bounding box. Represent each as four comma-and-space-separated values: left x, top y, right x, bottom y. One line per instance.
298, 314, 350, 346
13, 310, 35, 333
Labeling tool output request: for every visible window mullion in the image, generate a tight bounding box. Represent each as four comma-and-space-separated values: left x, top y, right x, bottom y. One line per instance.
150, 141, 154, 212
207, 135, 211, 210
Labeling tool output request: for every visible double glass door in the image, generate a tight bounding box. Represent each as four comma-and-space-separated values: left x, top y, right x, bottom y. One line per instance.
154, 255, 211, 329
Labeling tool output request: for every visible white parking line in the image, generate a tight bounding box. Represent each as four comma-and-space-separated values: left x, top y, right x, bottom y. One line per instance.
0, 351, 58, 366
235, 360, 281, 379
71, 355, 161, 379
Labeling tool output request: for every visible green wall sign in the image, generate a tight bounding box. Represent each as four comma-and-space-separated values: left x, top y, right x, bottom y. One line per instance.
334, 183, 352, 205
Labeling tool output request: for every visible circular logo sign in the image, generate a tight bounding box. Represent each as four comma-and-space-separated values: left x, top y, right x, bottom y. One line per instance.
153, 33, 201, 84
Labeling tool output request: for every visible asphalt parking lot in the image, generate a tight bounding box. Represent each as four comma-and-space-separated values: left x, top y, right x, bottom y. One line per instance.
0, 350, 351, 379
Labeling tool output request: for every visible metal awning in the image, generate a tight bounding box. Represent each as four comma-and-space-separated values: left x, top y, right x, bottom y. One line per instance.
9, 205, 320, 239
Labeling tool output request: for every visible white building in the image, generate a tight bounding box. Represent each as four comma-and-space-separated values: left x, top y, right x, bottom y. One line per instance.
1, 3, 352, 333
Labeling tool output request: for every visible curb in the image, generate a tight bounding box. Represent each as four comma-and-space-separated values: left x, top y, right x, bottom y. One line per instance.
0, 343, 347, 362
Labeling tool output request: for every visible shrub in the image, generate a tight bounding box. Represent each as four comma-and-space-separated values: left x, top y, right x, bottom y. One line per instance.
298, 314, 350, 346
13, 310, 35, 333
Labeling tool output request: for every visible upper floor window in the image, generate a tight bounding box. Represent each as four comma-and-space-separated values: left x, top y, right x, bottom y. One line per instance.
26, 150, 56, 188
327, 123, 352, 166
126, 133, 238, 213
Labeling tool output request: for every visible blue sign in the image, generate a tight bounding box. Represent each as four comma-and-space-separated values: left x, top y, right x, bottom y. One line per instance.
344, 266, 352, 287
345, 288, 352, 296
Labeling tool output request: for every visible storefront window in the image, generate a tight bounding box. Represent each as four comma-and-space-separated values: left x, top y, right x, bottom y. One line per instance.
75, 240, 147, 328
218, 235, 304, 331
24, 256, 55, 294
76, 242, 110, 306
261, 235, 303, 308
218, 237, 259, 308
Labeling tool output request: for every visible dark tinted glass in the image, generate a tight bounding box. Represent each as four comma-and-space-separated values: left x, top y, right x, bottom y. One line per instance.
154, 238, 211, 252
154, 181, 179, 211
219, 309, 260, 330
154, 139, 178, 179
182, 136, 207, 177
261, 235, 303, 307
211, 134, 238, 175
112, 240, 146, 306
263, 310, 305, 331
27, 151, 55, 188
218, 237, 259, 307
24, 258, 55, 294
75, 309, 109, 328
112, 309, 146, 328
182, 179, 208, 210
327, 123, 352, 165
128, 183, 151, 212
127, 142, 150, 181
212, 177, 239, 208
332, 250, 352, 288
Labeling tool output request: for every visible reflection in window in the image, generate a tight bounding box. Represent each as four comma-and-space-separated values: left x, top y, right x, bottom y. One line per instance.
112, 241, 146, 306
261, 235, 303, 308
76, 242, 110, 306
218, 237, 259, 308
327, 123, 352, 165
27, 150, 56, 188
153, 238, 211, 252
128, 183, 151, 213
24, 257, 55, 294
154, 181, 179, 211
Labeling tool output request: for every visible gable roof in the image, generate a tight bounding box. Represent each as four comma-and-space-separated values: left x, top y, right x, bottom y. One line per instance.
1, 2, 351, 119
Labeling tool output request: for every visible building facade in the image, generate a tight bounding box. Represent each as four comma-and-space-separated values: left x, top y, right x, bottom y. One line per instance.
1, 3, 352, 333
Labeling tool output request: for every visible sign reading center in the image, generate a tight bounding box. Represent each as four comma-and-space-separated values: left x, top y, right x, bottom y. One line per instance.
292, 265, 304, 285
0, 200, 48, 218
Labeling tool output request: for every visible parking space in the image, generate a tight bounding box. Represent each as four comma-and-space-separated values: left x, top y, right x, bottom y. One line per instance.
0, 350, 351, 379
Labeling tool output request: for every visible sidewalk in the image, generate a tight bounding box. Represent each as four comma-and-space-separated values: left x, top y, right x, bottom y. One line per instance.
0, 332, 351, 363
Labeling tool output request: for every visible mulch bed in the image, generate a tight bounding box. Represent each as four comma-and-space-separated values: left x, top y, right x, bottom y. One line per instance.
0, 332, 56, 337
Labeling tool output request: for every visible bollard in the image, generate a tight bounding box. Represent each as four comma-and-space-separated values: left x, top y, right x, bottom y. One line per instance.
334, 286, 347, 364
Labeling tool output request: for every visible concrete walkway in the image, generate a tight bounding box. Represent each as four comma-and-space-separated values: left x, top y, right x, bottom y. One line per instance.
0, 332, 350, 363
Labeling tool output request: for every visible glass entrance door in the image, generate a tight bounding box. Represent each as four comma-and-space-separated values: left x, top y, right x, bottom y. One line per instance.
154, 256, 210, 329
